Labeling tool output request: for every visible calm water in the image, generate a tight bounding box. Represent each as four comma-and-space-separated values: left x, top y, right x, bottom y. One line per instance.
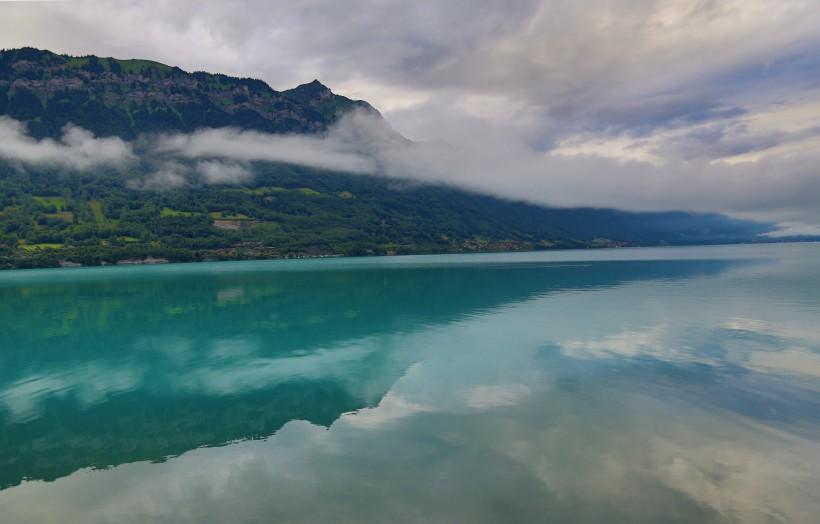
1, 244, 819, 523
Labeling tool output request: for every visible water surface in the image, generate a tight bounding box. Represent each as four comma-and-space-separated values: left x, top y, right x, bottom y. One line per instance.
1, 244, 819, 523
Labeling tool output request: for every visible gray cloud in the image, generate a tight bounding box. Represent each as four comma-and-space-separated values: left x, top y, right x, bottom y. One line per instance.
653, 122, 820, 161
368, 119, 820, 225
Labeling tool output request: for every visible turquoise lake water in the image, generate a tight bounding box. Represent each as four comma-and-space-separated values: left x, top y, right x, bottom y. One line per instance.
0, 243, 819, 523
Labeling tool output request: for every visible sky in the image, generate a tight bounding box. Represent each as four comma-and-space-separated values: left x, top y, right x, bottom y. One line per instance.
1, 0, 820, 234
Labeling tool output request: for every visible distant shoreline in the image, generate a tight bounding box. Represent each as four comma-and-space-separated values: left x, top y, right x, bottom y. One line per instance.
2, 239, 816, 274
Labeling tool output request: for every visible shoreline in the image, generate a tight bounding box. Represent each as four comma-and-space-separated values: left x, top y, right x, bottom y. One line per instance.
0, 240, 816, 278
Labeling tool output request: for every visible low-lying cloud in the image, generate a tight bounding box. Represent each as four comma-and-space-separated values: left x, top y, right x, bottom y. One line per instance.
127, 161, 189, 191
0, 117, 135, 170
195, 160, 253, 185
157, 126, 375, 174
155, 110, 820, 228
2, 111, 819, 235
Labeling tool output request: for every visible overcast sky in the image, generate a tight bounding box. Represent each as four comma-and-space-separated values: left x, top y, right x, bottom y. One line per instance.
2, 0, 820, 233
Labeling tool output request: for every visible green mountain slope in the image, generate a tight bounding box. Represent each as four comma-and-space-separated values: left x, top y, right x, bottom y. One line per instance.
0, 161, 772, 269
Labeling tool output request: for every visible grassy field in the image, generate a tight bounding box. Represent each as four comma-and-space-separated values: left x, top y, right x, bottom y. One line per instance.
160, 208, 198, 218
234, 186, 286, 196
89, 201, 107, 223
209, 211, 251, 220
18, 242, 65, 252
44, 212, 74, 222
66, 56, 173, 74
33, 196, 67, 211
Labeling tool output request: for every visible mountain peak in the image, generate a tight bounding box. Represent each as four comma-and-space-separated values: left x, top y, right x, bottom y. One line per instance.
283, 79, 334, 103
306, 79, 329, 89
282, 78, 381, 122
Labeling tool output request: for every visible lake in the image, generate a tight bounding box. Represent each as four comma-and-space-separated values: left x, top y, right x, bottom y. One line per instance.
1, 243, 819, 523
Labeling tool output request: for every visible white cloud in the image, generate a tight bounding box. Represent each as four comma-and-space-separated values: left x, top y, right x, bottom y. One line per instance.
156, 126, 376, 174
0, 117, 134, 170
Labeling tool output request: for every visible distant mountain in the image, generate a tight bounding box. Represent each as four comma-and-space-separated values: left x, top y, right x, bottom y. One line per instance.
0, 47, 379, 139
0, 48, 775, 269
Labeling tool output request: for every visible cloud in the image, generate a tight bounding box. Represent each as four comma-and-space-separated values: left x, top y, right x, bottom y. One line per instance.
0, 117, 135, 170
134, 109, 818, 227
763, 222, 820, 238
195, 160, 253, 185
127, 161, 189, 191
312, 111, 820, 227
156, 126, 376, 174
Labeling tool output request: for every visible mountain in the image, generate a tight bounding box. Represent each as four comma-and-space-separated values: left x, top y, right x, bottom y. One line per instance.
0, 47, 378, 139
0, 48, 774, 269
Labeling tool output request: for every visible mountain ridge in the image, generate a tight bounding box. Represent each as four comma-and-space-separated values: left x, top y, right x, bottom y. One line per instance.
0, 47, 779, 269
0, 47, 380, 139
